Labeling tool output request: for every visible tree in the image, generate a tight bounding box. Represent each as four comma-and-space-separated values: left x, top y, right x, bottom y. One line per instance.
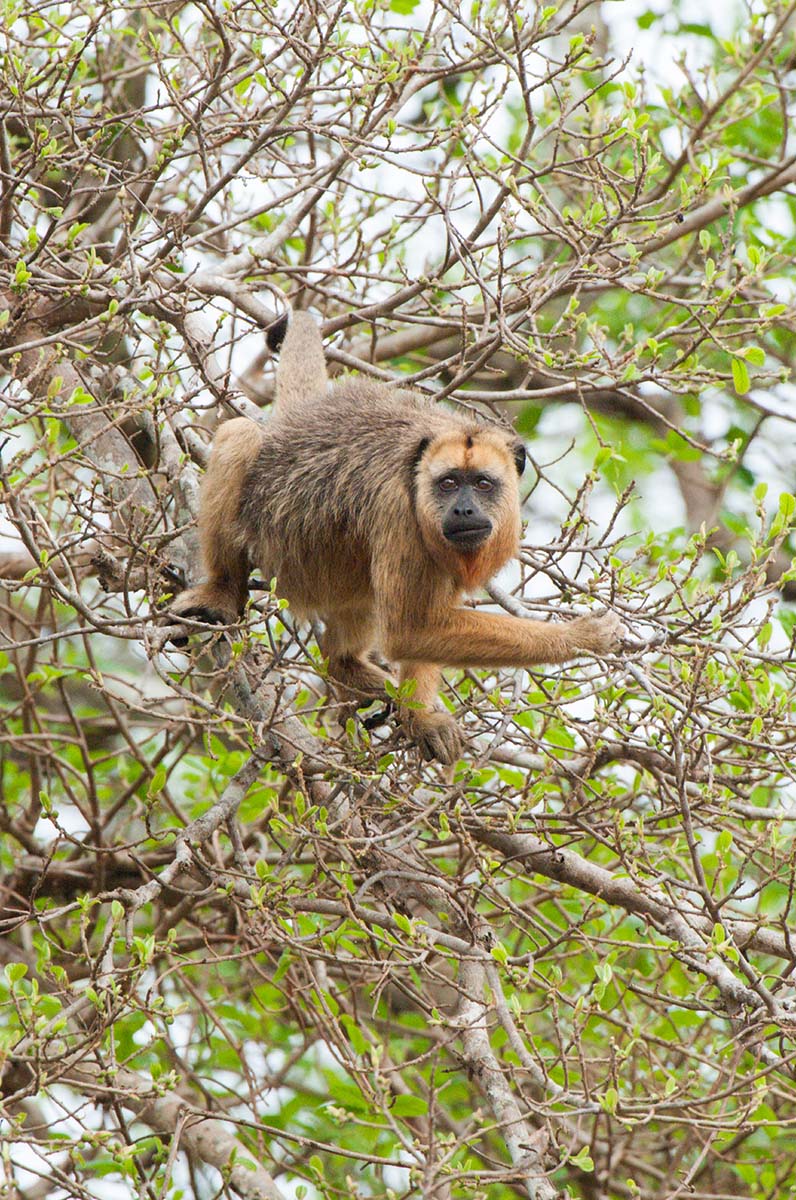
2, 0, 796, 1197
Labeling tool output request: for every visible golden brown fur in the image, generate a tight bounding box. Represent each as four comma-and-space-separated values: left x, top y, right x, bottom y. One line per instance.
171, 311, 623, 762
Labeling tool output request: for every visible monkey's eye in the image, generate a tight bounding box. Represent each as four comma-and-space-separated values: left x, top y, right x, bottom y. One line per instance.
437, 476, 458, 493
474, 476, 495, 492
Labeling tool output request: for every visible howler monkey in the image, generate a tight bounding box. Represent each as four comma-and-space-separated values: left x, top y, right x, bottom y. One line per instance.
170, 311, 624, 762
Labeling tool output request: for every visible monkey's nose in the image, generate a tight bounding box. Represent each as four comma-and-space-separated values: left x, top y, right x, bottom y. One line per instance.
453, 503, 474, 516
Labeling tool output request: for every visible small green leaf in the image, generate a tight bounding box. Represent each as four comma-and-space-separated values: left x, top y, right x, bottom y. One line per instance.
342, 1015, 369, 1056
731, 358, 749, 395
147, 765, 167, 797
717, 830, 733, 854
739, 346, 764, 366
272, 949, 291, 982
570, 1146, 594, 1172
391, 1094, 428, 1117
13, 260, 31, 288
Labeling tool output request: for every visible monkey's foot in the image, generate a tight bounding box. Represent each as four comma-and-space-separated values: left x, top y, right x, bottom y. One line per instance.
163, 585, 241, 647
569, 610, 626, 656
403, 711, 463, 765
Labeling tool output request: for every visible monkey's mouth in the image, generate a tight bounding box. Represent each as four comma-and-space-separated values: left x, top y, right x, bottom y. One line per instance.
444, 523, 492, 552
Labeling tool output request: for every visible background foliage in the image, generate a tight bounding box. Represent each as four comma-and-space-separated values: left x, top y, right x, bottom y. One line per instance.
3, 1, 796, 1197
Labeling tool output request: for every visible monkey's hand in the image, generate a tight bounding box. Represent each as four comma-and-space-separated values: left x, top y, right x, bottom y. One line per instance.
567, 610, 626, 657
163, 586, 241, 648
328, 657, 395, 702
403, 710, 463, 765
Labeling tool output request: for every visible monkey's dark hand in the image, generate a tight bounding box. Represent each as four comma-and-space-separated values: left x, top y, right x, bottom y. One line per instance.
568, 611, 626, 656
163, 585, 241, 648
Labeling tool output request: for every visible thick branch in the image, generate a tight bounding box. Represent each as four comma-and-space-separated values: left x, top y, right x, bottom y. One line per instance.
66, 1061, 287, 1200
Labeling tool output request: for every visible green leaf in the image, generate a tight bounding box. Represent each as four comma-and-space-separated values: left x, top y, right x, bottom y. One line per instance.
148, 765, 167, 797
570, 1145, 595, 1171
717, 830, 733, 855
341, 1014, 369, 1055
739, 346, 765, 366
391, 1094, 428, 1117
731, 358, 750, 395
272, 949, 291, 983
13, 260, 31, 288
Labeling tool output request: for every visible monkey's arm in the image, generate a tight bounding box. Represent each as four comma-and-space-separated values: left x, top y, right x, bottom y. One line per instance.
384, 608, 624, 669
168, 417, 262, 632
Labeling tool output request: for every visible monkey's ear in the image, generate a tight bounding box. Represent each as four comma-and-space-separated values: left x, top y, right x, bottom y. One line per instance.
512, 441, 527, 476
266, 312, 289, 353
408, 436, 431, 494
411, 436, 431, 472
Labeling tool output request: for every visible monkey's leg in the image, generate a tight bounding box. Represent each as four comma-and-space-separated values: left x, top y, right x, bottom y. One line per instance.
398, 661, 462, 765
386, 608, 624, 669
170, 418, 263, 635
323, 613, 395, 701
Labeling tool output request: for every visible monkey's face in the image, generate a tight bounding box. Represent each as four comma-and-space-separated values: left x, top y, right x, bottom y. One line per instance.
436, 469, 499, 551
415, 430, 524, 588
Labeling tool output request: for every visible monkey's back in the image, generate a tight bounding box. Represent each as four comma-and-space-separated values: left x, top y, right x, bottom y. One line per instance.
239, 380, 475, 617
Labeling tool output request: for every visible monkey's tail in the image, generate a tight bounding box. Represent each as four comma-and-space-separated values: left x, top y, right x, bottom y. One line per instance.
265, 312, 289, 353
267, 310, 328, 411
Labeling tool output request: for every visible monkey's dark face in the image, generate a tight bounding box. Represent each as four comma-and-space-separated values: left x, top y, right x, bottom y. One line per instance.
435, 469, 499, 552
415, 429, 524, 589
